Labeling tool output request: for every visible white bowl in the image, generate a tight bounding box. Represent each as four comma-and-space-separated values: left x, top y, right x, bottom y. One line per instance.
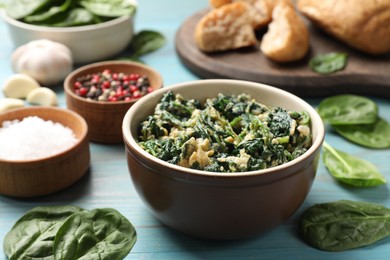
1, 10, 134, 64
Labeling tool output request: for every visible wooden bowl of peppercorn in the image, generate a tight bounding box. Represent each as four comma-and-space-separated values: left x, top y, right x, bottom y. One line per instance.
64, 60, 163, 143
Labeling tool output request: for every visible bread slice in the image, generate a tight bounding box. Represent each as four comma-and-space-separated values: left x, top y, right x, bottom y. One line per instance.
260, 0, 309, 63
195, 2, 257, 52
297, 0, 390, 55
209, 0, 273, 29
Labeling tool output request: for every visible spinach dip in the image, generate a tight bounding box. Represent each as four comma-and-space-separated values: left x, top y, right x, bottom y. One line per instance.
138, 91, 312, 173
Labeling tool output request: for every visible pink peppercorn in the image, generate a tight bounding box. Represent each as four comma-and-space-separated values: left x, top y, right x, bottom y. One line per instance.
74, 69, 153, 102
78, 87, 88, 96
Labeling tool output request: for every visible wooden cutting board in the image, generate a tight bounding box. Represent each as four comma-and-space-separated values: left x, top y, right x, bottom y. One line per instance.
175, 9, 390, 98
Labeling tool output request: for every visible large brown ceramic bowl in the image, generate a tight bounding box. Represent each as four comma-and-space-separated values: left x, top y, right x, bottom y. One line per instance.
64, 60, 163, 143
0, 107, 90, 198
122, 79, 325, 239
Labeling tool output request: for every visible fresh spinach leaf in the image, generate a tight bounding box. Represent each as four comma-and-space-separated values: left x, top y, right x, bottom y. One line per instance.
79, 0, 137, 17
6, 0, 50, 19
53, 208, 137, 260
322, 142, 386, 187
299, 200, 390, 251
24, 0, 73, 24
48, 8, 97, 27
309, 52, 348, 74
317, 94, 378, 125
129, 30, 166, 58
3, 206, 84, 260
333, 117, 390, 149
6, 0, 137, 27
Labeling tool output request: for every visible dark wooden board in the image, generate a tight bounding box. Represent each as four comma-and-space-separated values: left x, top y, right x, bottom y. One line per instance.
175, 9, 390, 98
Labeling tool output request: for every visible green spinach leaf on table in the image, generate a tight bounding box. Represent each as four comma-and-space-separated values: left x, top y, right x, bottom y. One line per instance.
333, 117, 390, 149
120, 30, 166, 62
3, 206, 85, 260
322, 142, 386, 187
53, 208, 136, 260
299, 200, 390, 252
317, 94, 378, 125
3, 206, 137, 260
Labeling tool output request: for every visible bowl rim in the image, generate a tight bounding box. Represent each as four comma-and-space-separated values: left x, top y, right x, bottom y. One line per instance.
122, 79, 325, 178
1, 9, 133, 33
64, 60, 163, 105
0, 106, 88, 164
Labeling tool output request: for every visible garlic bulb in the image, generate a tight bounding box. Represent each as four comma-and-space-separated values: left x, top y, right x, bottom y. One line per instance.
11, 39, 73, 86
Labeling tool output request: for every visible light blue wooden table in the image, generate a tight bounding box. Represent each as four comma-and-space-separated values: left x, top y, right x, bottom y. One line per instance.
1, 1, 389, 259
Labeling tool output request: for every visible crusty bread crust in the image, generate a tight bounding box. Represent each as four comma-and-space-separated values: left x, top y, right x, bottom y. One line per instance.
297, 0, 390, 55
209, 0, 273, 29
260, 0, 309, 63
195, 2, 257, 52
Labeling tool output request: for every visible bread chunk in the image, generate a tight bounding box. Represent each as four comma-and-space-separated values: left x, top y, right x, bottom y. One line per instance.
209, 0, 273, 29
195, 2, 257, 52
260, 0, 309, 63
297, 0, 390, 55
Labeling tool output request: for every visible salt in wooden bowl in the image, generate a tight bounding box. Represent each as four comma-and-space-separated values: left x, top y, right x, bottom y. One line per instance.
0, 107, 90, 198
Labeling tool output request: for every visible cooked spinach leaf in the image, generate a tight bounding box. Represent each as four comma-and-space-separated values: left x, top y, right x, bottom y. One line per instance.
317, 94, 378, 125
267, 107, 292, 138
3, 206, 84, 260
299, 200, 390, 251
138, 91, 312, 172
53, 208, 136, 260
333, 117, 390, 149
322, 142, 386, 187
309, 52, 348, 74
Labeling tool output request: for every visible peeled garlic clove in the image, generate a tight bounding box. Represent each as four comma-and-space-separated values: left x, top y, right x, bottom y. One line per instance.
0, 98, 25, 113
2, 74, 40, 98
26, 87, 58, 106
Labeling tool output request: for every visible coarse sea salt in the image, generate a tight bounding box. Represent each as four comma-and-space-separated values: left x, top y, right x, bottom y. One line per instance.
0, 116, 78, 161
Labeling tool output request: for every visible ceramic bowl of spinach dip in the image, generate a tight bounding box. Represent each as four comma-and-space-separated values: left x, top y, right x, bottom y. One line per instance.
122, 79, 325, 239
137, 91, 312, 172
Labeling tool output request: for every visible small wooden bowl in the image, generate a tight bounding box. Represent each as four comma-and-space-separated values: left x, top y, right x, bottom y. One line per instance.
64, 61, 163, 143
0, 107, 90, 198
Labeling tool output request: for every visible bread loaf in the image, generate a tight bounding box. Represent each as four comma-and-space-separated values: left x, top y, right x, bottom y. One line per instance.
297, 0, 390, 55
195, 2, 257, 52
260, 0, 309, 62
209, 0, 273, 29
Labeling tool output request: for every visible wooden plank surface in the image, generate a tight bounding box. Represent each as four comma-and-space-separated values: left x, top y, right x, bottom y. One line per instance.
176, 9, 390, 98
1, 1, 390, 260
